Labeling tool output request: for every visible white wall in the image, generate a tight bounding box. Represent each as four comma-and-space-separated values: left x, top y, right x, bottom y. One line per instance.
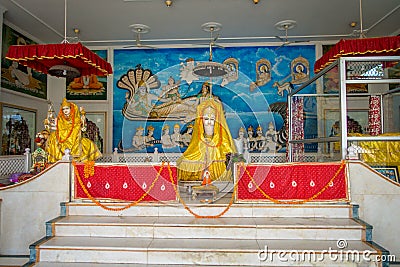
0, 161, 70, 255
348, 161, 400, 260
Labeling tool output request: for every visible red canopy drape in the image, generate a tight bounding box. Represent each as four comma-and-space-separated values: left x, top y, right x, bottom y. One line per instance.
314, 36, 400, 73
5, 42, 113, 77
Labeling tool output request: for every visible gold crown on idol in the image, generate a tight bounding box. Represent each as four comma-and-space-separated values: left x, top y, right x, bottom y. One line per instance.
136, 126, 144, 130
257, 125, 263, 131
247, 125, 254, 131
174, 123, 180, 128
239, 127, 245, 132
162, 124, 170, 130
203, 105, 216, 117
147, 125, 154, 131
61, 98, 71, 107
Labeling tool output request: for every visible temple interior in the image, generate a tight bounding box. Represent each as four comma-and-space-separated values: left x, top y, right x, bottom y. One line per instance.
0, 1, 399, 266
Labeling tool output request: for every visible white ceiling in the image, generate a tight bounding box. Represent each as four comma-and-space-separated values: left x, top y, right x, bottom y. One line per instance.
1, 0, 399, 48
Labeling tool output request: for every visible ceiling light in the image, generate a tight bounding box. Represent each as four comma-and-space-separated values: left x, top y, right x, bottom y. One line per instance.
165, 0, 172, 7
253, 0, 259, 4
48, 64, 80, 79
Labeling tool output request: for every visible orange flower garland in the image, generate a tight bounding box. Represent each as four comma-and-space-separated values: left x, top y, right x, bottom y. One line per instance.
73, 161, 164, 211
240, 160, 346, 204
167, 162, 237, 219
83, 161, 95, 178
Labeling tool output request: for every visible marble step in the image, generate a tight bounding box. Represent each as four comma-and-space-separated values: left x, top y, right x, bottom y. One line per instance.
64, 202, 355, 218
0, 256, 29, 266
33, 236, 382, 266
50, 215, 366, 241
31, 263, 265, 267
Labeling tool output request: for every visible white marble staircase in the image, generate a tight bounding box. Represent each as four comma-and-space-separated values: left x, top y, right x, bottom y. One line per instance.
24, 200, 389, 267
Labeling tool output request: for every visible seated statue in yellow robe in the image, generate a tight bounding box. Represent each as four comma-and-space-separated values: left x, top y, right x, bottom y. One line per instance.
177, 98, 237, 182
45, 98, 102, 163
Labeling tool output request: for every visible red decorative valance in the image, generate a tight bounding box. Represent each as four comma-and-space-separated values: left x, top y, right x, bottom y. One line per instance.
314, 36, 400, 73
5, 42, 112, 77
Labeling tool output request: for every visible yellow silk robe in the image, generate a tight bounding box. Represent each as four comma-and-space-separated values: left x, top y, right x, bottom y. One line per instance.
177, 99, 237, 181
46, 102, 101, 163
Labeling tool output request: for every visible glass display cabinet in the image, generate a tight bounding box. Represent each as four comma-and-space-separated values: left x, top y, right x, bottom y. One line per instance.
288, 56, 400, 173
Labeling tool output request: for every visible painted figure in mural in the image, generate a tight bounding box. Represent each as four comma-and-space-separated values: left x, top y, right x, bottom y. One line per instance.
45, 98, 101, 163
181, 124, 193, 147
272, 81, 293, 96
234, 127, 247, 155
255, 125, 266, 151
144, 125, 156, 147
177, 99, 237, 182
126, 80, 158, 116
159, 76, 181, 103
195, 81, 220, 104
171, 124, 182, 147
132, 126, 146, 151
161, 125, 174, 149
250, 59, 272, 91
180, 58, 199, 85
221, 57, 239, 87
262, 122, 278, 153
69, 74, 104, 90
265, 122, 277, 142
247, 125, 256, 151
293, 64, 307, 81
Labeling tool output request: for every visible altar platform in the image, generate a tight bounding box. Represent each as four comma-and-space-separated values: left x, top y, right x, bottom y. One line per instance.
1, 160, 397, 266
73, 161, 349, 206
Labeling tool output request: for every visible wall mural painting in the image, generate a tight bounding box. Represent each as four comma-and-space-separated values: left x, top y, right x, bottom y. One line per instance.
113, 45, 316, 154
1, 24, 47, 99
66, 50, 108, 100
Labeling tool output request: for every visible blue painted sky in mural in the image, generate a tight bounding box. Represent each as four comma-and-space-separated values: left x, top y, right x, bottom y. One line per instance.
113, 44, 316, 152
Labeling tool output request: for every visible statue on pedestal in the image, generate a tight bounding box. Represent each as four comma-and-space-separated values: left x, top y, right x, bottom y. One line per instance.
45, 98, 101, 163
177, 98, 236, 183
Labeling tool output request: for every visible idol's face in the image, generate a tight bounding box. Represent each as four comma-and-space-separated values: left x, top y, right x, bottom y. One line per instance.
238, 131, 245, 138
62, 106, 71, 117
248, 130, 253, 137
203, 113, 216, 136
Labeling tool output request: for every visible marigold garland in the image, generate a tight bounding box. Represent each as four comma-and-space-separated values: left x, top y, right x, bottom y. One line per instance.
73, 161, 163, 211
74, 160, 346, 215
83, 161, 95, 178
240, 160, 346, 204
167, 162, 237, 219
56, 104, 76, 144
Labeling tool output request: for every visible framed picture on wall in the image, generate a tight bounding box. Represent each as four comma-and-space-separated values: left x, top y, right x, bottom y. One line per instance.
372, 166, 399, 183
1, 24, 48, 99
84, 112, 106, 153
66, 50, 108, 101
0, 103, 36, 155
324, 109, 369, 138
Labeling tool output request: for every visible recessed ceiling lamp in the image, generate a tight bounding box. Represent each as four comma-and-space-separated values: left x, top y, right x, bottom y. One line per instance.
253, 0, 259, 4
165, 0, 172, 7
